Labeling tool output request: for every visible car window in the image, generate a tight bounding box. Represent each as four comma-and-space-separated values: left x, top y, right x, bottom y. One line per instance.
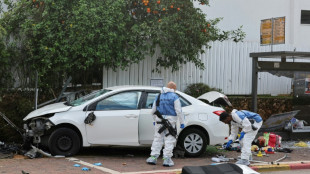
95, 91, 142, 110
144, 93, 159, 109
68, 89, 110, 106
143, 92, 191, 109
179, 96, 191, 107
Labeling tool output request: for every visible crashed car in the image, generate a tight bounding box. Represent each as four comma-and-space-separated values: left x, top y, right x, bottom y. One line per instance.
23, 86, 230, 157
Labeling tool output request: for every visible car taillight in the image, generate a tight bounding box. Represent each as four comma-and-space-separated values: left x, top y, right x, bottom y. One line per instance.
213, 110, 225, 116
225, 137, 228, 140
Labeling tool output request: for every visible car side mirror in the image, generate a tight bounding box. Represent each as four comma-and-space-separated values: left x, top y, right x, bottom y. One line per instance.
84, 112, 96, 124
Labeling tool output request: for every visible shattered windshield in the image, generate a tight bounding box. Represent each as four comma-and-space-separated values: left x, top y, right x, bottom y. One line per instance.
67, 89, 111, 106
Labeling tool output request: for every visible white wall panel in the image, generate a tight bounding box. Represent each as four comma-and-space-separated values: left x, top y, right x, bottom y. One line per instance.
103, 41, 310, 95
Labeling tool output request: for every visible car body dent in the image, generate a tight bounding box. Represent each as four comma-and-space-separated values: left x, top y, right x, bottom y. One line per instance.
23, 102, 72, 121
48, 111, 89, 146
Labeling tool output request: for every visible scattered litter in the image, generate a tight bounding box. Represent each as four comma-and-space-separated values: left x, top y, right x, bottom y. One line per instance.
294, 141, 308, 147
21, 170, 29, 174
276, 147, 293, 153
93, 162, 102, 166
81, 167, 91, 171
73, 164, 80, 167
126, 154, 134, 157
211, 155, 231, 163
251, 145, 259, 152
256, 150, 263, 157
0, 141, 21, 159
122, 163, 127, 165
24, 145, 65, 159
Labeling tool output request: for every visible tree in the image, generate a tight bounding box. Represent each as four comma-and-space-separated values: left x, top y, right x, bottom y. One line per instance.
0, 0, 245, 89
0, 24, 14, 90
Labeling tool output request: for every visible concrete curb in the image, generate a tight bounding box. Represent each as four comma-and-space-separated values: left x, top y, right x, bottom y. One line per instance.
149, 161, 310, 174
250, 161, 310, 172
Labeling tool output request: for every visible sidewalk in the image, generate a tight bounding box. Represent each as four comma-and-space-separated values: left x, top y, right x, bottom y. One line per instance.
1, 146, 310, 174
148, 161, 310, 174
250, 161, 310, 173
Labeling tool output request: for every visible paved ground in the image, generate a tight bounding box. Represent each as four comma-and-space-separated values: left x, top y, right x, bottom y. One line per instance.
1, 146, 310, 174
261, 169, 310, 174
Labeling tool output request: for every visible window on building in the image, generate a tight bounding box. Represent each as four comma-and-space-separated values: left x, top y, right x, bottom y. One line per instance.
301, 10, 310, 24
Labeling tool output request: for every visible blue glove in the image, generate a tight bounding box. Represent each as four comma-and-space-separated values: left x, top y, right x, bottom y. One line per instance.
153, 122, 155, 126
239, 132, 245, 141
180, 124, 185, 129
225, 140, 233, 149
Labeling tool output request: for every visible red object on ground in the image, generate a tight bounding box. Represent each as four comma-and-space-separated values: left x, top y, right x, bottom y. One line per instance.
268, 133, 276, 147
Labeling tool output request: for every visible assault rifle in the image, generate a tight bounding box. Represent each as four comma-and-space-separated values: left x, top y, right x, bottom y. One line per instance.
154, 110, 177, 138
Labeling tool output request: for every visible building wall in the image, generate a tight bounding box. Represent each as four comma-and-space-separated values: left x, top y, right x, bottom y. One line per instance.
102, 40, 300, 95
199, 0, 310, 49
291, 0, 310, 49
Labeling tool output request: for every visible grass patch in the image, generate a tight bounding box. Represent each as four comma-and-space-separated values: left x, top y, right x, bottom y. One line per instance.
206, 145, 226, 156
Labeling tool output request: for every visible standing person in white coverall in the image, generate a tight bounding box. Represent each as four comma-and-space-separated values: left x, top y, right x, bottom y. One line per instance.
146, 81, 185, 167
219, 109, 263, 166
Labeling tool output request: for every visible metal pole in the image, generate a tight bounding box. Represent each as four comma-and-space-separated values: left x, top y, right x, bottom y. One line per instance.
251, 57, 258, 112
271, 18, 274, 52
35, 71, 38, 110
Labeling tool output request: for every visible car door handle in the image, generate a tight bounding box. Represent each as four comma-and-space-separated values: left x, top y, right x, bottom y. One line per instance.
125, 114, 138, 118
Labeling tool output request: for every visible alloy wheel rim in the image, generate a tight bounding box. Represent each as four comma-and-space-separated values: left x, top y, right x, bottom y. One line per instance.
183, 133, 203, 154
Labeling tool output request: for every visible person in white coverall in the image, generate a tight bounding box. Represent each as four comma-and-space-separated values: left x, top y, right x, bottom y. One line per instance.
219, 109, 263, 166
146, 81, 185, 167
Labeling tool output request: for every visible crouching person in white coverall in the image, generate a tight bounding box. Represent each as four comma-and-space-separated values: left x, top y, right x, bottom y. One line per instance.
219, 109, 263, 166
146, 81, 185, 167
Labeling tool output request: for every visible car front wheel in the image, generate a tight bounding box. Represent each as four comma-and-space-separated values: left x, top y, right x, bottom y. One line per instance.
178, 128, 208, 157
48, 128, 81, 156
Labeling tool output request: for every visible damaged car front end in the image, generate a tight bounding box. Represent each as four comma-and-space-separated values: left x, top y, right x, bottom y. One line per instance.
23, 115, 54, 145
22, 89, 110, 157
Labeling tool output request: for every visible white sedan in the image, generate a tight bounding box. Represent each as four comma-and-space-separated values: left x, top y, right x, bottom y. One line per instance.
23, 86, 230, 157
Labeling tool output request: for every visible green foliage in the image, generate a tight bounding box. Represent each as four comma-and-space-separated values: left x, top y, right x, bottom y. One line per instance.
0, 91, 34, 143
0, 0, 245, 89
0, 25, 14, 90
184, 82, 221, 98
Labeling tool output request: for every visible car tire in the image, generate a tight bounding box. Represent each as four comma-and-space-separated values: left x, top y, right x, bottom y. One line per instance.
178, 128, 208, 157
48, 128, 81, 156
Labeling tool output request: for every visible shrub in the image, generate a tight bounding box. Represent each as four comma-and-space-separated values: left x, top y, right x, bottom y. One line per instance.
184, 83, 221, 98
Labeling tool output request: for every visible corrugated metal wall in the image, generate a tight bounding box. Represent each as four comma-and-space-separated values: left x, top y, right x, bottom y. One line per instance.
102, 41, 308, 95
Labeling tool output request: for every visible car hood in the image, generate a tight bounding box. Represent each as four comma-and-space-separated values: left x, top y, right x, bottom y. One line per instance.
23, 102, 72, 121
197, 91, 232, 107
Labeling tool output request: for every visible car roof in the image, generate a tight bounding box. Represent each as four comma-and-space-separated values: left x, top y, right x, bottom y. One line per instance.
105, 85, 163, 91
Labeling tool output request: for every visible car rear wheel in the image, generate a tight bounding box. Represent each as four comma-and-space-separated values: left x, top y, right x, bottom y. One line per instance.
48, 128, 80, 156
178, 128, 208, 157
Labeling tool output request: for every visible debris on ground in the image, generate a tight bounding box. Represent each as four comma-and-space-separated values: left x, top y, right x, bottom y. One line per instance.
93, 162, 102, 166
294, 141, 308, 147
281, 141, 310, 148
73, 164, 81, 167
81, 167, 91, 171
24, 145, 65, 159
0, 141, 22, 159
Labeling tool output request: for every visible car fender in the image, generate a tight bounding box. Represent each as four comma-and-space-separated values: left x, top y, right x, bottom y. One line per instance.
178, 121, 210, 139
49, 112, 90, 147
180, 119, 229, 145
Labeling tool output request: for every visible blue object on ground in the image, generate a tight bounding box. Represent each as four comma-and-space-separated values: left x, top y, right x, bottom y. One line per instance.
73, 164, 80, 167
82, 167, 90, 171
94, 162, 102, 166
